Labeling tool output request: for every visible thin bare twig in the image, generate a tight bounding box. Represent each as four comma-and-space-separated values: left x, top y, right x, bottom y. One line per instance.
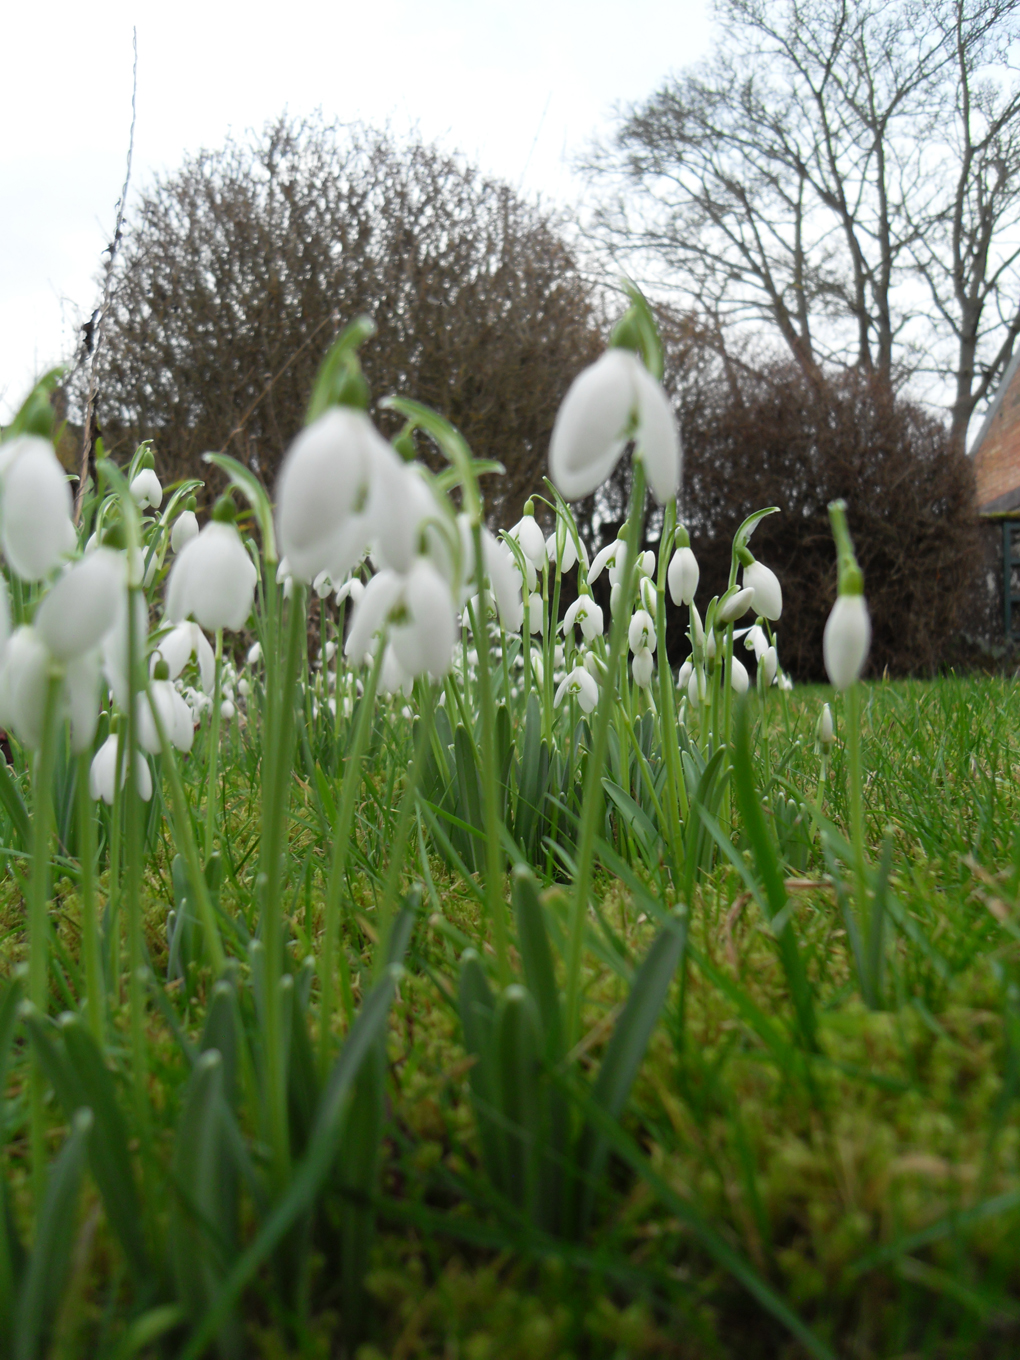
74, 27, 138, 524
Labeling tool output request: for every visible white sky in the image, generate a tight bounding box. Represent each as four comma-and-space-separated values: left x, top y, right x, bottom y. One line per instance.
0, 0, 711, 422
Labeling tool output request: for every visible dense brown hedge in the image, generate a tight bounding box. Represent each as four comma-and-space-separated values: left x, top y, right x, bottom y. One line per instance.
84, 115, 602, 526
674, 363, 980, 680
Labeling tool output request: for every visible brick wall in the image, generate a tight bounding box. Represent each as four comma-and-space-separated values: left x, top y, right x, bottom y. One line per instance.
974, 363, 1020, 509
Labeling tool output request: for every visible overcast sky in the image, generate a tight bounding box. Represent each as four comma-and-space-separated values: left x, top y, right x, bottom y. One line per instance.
0, 0, 711, 421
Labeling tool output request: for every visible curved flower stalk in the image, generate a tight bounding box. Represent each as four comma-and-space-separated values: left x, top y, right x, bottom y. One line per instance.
826, 499, 878, 1006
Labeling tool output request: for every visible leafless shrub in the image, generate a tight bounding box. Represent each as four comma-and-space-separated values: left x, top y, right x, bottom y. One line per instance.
675, 363, 980, 679
86, 114, 602, 524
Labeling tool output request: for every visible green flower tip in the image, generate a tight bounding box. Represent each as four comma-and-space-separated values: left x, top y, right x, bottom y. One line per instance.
212, 493, 237, 524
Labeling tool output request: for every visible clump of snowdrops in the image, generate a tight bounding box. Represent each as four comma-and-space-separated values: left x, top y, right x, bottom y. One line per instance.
0, 292, 889, 1360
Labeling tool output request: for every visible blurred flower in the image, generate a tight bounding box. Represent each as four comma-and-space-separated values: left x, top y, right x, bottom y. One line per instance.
632, 647, 654, 688
0, 435, 74, 581
90, 733, 152, 805
171, 509, 199, 553
549, 348, 681, 503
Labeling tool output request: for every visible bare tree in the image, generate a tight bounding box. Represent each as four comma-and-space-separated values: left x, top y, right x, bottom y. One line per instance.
87, 115, 602, 523
585, 0, 1020, 451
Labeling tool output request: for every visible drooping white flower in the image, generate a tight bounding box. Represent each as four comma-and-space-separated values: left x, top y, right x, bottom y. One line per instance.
171, 509, 199, 553
817, 702, 835, 748
102, 590, 149, 711
717, 586, 755, 625
35, 549, 124, 663
687, 666, 707, 707
546, 525, 579, 572
371, 459, 440, 575
166, 520, 256, 633
89, 734, 152, 805
742, 624, 769, 661
335, 577, 365, 607
823, 594, 871, 690
0, 627, 51, 748
628, 609, 656, 654
562, 595, 604, 642
465, 523, 523, 634
554, 666, 599, 713
760, 645, 779, 687
345, 558, 458, 679
154, 621, 216, 695
549, 348, 681, 503
676, 657, 693, 691
743, 560, 782, 621
667, 547, 700, 606
137, 679, 195, 754
730, 655, 750, 694
632, 647, 654, 688
526, 593, 544, 635
588, 538, 624, 586
130, 468, 163, 510
0, 437, 74, 581
276, 407, 392, 583
508, 510, 547, 568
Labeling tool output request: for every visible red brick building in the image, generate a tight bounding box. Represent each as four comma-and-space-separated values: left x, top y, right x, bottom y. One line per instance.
972, 349, 1020, 512
970, 352, 1020, 645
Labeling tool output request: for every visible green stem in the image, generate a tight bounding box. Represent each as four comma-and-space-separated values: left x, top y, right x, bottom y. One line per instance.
204, 629, 223, 862
846, 681, 873, 1000
76, 750, 103, 1044
319, 642, 385, 1073
147, 689, 225, 974
565, 462, 646, 1048
261, 582, 307, 1186
29, 671, 63, 1206
471, 523, 511, 986
123, 585, 150, 1158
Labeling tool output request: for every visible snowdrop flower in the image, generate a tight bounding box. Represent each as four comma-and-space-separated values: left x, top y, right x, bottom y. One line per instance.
817, 702, 835, 749
705, 629, 717, 661
742, 623, 769, 661
462, 522, 523, 633
346, 557, 458, 678
546, 522, 583, 573
372, 459, 440, 575
717, 586, 755, 625
130, 468, 162, 510
246, 640, 262, 666
677, 657, 693, 691
101, 590, 149, 711
667, 546, 700, 606
335, 577, 365, 607
824, 499, 871, 690
313, 569, 335, 599
760, 645, 779, 687
687, 666, 707, 707
137, 672, 196, 754
583, 650, 606, 682
0, 627, 51, 748
549, 348, 681, 503
628, 609, 656, 654
166, 499, 257, 633
562, 595, 604, 642
276, 407, 393, 583
155, 622, 216, 694
742, 559, 782, 621
638, 575, 657, 613
823, 595, 871, 690
632, 647, 654, 688
526, 593, 544, 634
588, 538, 624, 586
730, 655, 750, 694
779, 672, 794, 692
0, 435, 74, 581
530, 649, 544, 686
508, 503, 547, 568
554, 666, 599, 713
89, 733, 152, 805
221, 699, 235, 721
35, 549, 123, 663
171, 507, 199, 553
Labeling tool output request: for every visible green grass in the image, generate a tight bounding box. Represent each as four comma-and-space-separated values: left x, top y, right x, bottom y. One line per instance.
4, 674, 1020, 1357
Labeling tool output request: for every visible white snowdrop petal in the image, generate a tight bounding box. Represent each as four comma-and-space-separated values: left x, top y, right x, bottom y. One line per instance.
35, 548, 124, 663
743, 560, 783, 621
1, 442, 74, 581
632, 360, 682, 504
171, 509, 199, 553
823, 594, 871, 690
549, 349, 636, 501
